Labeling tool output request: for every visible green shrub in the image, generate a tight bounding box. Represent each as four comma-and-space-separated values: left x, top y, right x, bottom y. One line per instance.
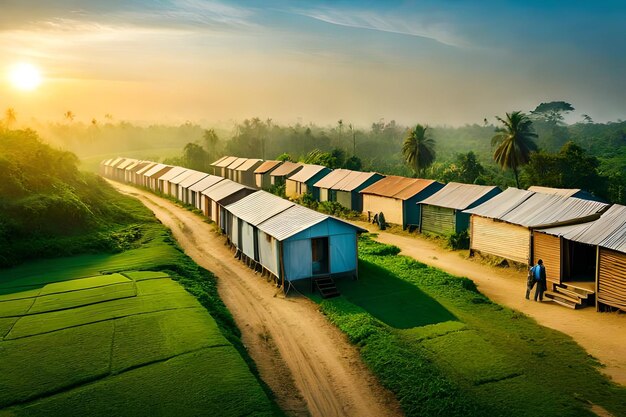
446, 230, 469, 250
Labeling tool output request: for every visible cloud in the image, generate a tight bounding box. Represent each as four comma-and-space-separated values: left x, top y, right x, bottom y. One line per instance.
292, 6, 468, 48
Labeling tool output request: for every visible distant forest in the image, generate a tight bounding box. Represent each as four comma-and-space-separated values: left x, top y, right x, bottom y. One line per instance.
7, 105, 626, 204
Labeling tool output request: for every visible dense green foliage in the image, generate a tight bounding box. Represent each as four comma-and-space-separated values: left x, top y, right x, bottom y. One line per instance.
314, 235, 626, 417
0, 129, 162, 267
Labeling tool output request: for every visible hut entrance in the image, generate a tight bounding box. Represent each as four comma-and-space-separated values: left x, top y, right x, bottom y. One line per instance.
312, 237, 329, 275
562, 240, 596, 282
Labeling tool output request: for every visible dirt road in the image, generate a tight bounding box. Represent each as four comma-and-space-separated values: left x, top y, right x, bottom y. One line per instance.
355, 221, 626, 386
111, 181, 403, 417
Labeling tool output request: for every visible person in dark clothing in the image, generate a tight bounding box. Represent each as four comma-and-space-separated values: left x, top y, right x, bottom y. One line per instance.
525, 265, 536, 300
532, 259, 547, 302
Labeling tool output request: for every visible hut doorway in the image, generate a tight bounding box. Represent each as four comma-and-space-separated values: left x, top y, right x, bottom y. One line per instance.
312, 237, 329, 275
563, 240, 596, 282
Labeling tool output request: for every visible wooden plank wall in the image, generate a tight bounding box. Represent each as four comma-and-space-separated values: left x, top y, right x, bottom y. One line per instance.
598, 248, 626, 312
533, 232, 561, 283
471, 216, 530, 263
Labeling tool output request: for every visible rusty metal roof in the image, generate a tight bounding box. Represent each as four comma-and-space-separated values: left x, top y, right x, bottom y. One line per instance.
287, 164, 329, 183
313, 169, 352, 189
419, 182, 500, 210
201, 179, 255, 203
188, 175, 224, 192
254, 160, 282, 174
269, 161, 303, 177
226, 191, 295, 226
465, 187, 535, 219
235, 159, 263, 171
360, 176, 437, 200
538, 204, 626, 253
499, 194, 609, 228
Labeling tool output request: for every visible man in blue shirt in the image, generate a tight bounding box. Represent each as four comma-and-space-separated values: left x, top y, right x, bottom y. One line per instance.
525, 259, 547, 301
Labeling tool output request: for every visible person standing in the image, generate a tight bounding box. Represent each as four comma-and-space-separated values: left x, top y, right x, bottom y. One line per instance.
525, 263, 536, 300
533, 259, 547, 302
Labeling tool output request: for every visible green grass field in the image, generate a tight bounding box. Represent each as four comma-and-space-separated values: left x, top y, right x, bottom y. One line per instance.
0, 269, 276, 417
317, 235, 626, 417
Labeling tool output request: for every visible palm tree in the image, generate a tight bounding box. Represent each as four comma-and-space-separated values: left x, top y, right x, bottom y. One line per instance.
4, 108, 16, 129
64, 111, 75, 123
402, 124, 436, 177
491, 111, 538, 188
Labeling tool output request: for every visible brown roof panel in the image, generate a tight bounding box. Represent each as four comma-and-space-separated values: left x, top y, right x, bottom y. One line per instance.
235, 159, 263, 171
360, 176, 437, 200
269, 161, 303, 177
255, 160, 282, 174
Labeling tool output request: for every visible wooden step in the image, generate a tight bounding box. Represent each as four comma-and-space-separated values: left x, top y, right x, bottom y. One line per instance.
554, 286, 588, 301
548, 296, 578, 309
314, 277, 340, 299
545, 291, 582, 305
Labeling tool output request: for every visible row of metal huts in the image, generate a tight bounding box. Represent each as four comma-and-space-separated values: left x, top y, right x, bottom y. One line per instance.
101, 156, 626, 312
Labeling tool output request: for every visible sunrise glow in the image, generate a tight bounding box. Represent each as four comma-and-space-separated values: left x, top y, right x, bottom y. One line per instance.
8, 63, 42, 91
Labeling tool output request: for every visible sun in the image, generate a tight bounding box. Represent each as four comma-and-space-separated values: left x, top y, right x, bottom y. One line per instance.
8, 63, 42, 91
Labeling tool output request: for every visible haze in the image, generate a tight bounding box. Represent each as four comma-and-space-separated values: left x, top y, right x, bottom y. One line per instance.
1, 0, 625, 126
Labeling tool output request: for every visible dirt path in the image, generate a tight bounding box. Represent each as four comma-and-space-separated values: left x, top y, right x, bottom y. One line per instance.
354, 221, 626, 386
110, 181, 403, 417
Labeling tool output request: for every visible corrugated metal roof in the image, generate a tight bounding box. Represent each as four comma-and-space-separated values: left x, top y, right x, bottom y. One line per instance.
209, 155, 229, 167
102, 158, 112, 166
360, 176, 437, 200
235, 159, 263, 171
255, 160, 282, 174
188, 175, 224, 192
226, 157, 248, 170
257, 204, 366, 241
213, 156, 238, 168
169, 169, 197, 185
538, 204, 626, 253
333, 171, 381, 191
136, 162, 157, 176
124, 160, 143, 171
158, 166, 188, 181
528, 186, 581, 197
465, 188, 534, 219
144, 164, 172, 178
287, 164, 328, 183
419, 182, 500, 210
313, 169, 352, 189
109, 157, 126, 167
500, 194, 608, 227
117, 159, 137, 170
179, 171, 209, 188
201, 179, 254, 202
226, 191, 295, 226
257, 205, 329, 241
269, 161, 303, 177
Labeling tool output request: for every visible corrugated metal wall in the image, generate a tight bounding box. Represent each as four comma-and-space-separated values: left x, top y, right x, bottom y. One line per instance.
336, 191, 352, 210
598, 248, 626, 312
421, 205, 455, 235
533, 232, 561, 282
362, 195, 403, 225
471, 216, 530, 264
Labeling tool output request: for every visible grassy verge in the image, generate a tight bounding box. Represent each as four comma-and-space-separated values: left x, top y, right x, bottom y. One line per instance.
314, 234, 626, 417
0, 181, 283, 417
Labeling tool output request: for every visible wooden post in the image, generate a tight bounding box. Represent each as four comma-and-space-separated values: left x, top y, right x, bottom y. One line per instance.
595, 245, 600, 312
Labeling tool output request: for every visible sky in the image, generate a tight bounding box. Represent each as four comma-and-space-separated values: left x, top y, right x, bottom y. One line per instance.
1, 0, 625, 127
